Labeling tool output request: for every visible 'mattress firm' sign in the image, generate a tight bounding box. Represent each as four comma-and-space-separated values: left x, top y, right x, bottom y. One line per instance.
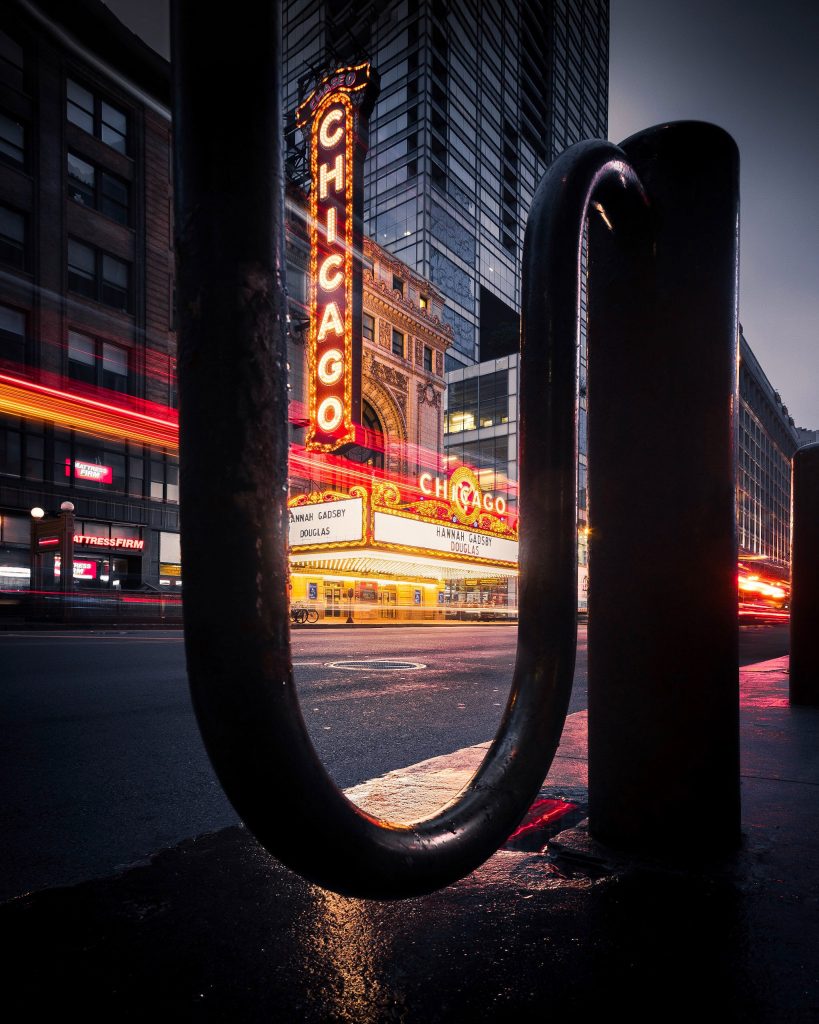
73, 534, 144, 550
289, 498, 364, 547
66, 459, 113, 484
373, 511, 519, 566
296, 63, 379, 452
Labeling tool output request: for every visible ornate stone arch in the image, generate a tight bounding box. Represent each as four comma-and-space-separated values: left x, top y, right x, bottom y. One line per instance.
363, 377, 407, 476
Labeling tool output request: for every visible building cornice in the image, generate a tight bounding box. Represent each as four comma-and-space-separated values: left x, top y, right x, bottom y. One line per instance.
364, 280, 452, 349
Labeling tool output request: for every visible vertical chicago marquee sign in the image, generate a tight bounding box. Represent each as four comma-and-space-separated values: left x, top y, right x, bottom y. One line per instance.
296, 63, 380, 451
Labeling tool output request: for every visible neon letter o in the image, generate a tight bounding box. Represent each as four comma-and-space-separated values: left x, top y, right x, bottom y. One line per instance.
318, 396, 344, 432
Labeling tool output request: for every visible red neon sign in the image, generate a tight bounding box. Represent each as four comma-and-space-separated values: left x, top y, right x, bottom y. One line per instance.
65, 458, 113, 484
73, 535, 144, 551
54, 557, 98, 580
297, 63, 379, 453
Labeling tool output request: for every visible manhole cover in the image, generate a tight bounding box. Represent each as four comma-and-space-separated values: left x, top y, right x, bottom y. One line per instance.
326, 659, 427, 671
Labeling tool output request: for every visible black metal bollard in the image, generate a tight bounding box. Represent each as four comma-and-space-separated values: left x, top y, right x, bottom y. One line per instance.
790, 443, 819, 705
586, 123, 740, 855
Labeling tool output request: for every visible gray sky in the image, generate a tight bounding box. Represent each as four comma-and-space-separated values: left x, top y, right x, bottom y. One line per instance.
609, 0, 819, 428
106, 0, 819, 427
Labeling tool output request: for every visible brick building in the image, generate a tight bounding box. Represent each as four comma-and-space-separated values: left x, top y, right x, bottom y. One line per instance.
0, 0, 451, 610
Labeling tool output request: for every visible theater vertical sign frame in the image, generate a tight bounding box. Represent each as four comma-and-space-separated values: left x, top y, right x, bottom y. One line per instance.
297, 63, 380, 452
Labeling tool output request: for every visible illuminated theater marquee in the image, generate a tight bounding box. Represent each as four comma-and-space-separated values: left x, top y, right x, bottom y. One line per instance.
297, 63, 379, 452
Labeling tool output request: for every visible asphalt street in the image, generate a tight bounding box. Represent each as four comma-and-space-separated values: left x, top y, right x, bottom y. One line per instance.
0, 622, 788, 903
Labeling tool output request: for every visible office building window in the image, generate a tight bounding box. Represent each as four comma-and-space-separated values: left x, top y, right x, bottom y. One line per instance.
0, 415, 41, 481
67, 239, 95, 299
67, 152, 130, 225
0, 510, 28, 543
67, 79, 128, 155
55, 429, 149, 497
449, 435, 510, 497
66, 437, 126, 492
67, 239, 131, 313
67, 330, 95, 383
391, 328, 404, 358
149, 451, 179, 503
0, 110, 24, 167
392, 274, 404, 296
478, 370, 509, 427
0, 415, 21, 477
423, 345, 433, 372
0, 30, 25, 92
67, 330, 130, 394
0, 205, 25, 270
363, 312, 375, 342
101, 341, 129, 391
168, 356, 177, 409
446, 372, 509, 433
446, 376, 478, 433
0, 303, 25, 365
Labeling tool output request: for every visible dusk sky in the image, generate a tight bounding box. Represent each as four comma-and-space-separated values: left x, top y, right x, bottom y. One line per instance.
106, 0, 819, 427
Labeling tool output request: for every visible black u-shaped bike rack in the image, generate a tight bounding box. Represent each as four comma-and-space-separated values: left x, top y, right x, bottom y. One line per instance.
172, 2, 740, 898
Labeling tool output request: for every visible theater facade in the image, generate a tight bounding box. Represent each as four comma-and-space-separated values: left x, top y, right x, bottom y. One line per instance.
284, 231, 519, 622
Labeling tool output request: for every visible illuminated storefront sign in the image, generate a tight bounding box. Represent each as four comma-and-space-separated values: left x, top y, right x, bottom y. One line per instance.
419, 467, 507, 518
73, 534, 144, 551
54, 557, 97, 580
289, 497, 364, 547
296, 63, 379, 452
373, 511, 519, 565
65, 459, 113, 484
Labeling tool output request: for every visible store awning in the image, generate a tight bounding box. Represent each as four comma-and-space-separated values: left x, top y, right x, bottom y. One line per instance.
289, 548, 518, 582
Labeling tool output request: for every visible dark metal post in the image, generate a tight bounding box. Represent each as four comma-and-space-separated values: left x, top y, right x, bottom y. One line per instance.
58, 503, 75, 622
790, 443, 819, 705
586, 123, 740, 855
172, 0, 292, 837
58, 504, 75, 599
28, 504, 74, 619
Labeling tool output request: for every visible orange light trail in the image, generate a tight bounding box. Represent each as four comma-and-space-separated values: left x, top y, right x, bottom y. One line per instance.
0, 372, 178, 449
738, 573, 787, 601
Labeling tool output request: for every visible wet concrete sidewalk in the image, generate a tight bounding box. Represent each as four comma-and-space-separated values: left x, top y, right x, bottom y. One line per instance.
1, 656, 817, 1021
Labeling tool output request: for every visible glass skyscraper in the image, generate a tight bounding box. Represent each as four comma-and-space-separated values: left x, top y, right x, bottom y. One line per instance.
284, 0, 609, 612
284, 0, 609, 368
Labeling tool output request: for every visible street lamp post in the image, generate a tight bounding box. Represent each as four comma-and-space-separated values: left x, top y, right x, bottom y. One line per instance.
29, 501, 75, 621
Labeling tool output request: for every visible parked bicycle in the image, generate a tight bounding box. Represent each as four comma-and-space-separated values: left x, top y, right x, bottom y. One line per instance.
290, 605, 319, 624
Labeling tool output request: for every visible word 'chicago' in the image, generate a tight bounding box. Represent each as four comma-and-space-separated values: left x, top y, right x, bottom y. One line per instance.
312, 100, 349, 437
419, 472, 506, 515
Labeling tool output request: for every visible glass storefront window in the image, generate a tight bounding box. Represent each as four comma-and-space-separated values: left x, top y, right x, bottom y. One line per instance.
0, 512, 28, 544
